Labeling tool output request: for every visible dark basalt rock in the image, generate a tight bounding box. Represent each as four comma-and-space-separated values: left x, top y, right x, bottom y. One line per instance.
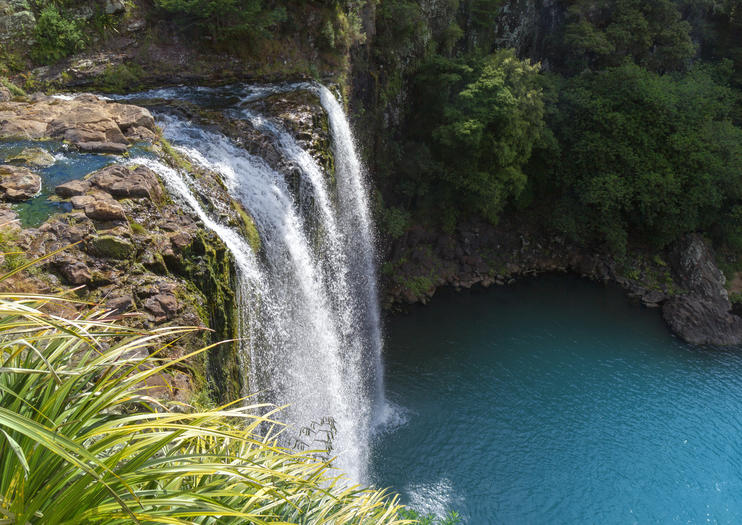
662, 234, 742, 345
386, 223, 742, 346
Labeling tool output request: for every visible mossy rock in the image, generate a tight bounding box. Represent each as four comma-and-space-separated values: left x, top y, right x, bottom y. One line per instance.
232, 200, 261, 254
7, 147, 55, 167
90, 235, 136, 260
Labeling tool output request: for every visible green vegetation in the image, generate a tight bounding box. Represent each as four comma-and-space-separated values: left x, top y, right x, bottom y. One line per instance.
154, 0, 287, 47
409, 49, 544, 225
32, 5, 86, 65
560, 0, 695, 73
0, 77, 26, 97
97, 63, 145, 93
0, 289, 408, 523
367, 0, 742, 261
397, 509, 462, 524
529, 61, 742, 254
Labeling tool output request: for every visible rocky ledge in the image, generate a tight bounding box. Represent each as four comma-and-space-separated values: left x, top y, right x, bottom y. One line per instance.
385, 222, 742, 346
0, 93, 250, 403
0, 93, 156, 153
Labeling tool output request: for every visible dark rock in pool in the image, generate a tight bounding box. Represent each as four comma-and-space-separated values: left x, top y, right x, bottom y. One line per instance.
663, 234, 742, 345
77, 142, 128, 154
0, 164, 41, 201
7, 147, 56, 167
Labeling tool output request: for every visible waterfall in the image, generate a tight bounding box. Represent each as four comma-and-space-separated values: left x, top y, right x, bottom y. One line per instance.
135, 84, 385, 483
316, 87, 386, 418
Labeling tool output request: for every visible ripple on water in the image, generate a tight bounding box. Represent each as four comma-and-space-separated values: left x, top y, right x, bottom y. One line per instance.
371, 276, 742, 524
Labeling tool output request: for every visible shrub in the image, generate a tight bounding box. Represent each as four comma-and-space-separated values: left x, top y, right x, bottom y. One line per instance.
32, 5, 85, 65
155, 0, 286, 47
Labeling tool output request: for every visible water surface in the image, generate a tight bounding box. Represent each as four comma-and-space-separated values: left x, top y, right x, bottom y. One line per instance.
371, 276, 742, 524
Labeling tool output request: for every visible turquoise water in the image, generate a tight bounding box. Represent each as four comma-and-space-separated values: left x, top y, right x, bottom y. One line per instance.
371, 276, 742, 524
0, 141, 155, 227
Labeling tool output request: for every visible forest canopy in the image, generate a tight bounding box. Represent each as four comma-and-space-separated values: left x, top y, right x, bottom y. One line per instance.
372, 0, 742, 256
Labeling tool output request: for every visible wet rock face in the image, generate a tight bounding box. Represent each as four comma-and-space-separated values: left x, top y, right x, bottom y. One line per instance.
494, 0, 564, 66
663, 234, 742, 345
0, 0, 36, 47
0, 164, 41, 201
0, 94, 157, 153
386, 224, 742, 346
7, 147, 56, 167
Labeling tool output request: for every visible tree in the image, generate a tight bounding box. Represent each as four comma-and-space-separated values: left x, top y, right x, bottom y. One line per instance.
562, 0, 696, 73
530, 62, 742, 253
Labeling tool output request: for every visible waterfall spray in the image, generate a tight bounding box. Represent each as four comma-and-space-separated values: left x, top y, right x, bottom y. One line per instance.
137, 84, 385, 482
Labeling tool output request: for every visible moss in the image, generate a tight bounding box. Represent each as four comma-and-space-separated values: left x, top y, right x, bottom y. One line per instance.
95, 63, 145, 93
177, 230, 242, 403
404, 275, 435, 297
156, 135, 193, 172
90, 235, 136, 260
0, 77, 26, 97
129, 221, 147, 235
232, 200, 261, 253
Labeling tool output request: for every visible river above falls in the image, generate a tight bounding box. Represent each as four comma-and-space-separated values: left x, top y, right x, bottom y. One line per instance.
371, 276, 742, 524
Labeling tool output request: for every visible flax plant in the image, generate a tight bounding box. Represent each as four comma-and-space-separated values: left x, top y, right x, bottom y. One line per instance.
0, 278, 406, 523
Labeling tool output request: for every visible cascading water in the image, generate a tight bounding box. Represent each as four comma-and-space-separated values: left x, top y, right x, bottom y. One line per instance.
316, 87, 386, 417
128, 84, 385, 482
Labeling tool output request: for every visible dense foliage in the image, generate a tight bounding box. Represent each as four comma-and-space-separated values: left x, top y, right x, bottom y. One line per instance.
154, 0, 287, 46
399, 50, 544, 227
530, 62, 742, 253
32, 5, 85, 64
367, 0, 742, 257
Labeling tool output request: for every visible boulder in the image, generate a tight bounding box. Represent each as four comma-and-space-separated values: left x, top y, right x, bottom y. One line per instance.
143, 293, 179, 322
84, 197, 127, 221
0, 96, 157, 153
0, 86, 11, 102
169, 231, 193, 250
59, 260, 92, 285
109, 104, 155, 132
89, 164, 163, 201
89, 235, 136, 259
7, 147, 55, 167
70, 194, 95, 209
662, 234, 742, 345
106, 295, 134, 314
0, 164, 41, 201
55, 179, 90, 197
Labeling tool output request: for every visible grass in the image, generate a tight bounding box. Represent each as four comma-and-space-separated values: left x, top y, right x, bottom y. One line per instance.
0, 263, 409, 523
397, 509, 462, 524
0, 77, 26, 97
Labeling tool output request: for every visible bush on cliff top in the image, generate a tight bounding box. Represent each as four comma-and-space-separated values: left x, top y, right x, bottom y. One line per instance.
155, 0, 286, 47
32, 5, 86, 65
